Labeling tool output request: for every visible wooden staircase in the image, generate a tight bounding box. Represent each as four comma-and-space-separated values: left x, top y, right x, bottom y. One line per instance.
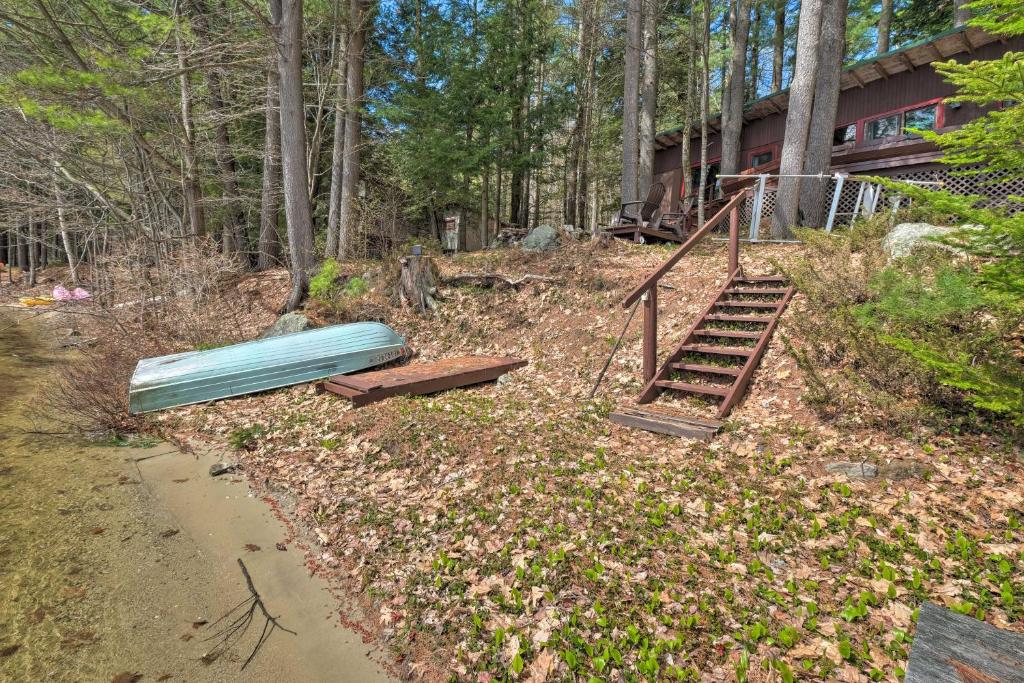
639, 271, 794, 414
607, 190, 796, 441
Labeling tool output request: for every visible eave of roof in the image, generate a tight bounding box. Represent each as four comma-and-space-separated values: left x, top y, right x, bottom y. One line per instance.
653, 24, 998, 151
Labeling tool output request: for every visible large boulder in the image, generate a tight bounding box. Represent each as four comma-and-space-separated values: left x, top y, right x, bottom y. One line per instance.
521, 224, 560, 252
261, 311, 314, 338
881, 223, 958, 259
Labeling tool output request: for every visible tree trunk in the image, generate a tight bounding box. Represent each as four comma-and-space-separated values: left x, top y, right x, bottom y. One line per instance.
188, 0, 246, 260
621, 0, 642, 204
480, 164, 489, 248
257, 67, 283, 271
338, 0, 367, 257
272, 0, 314, 312
679, 4, 697, 200
954, 0, 971, 26
575, 0, 600, 232
697, 0, 711, 227
877, 0, 892, 53
800, 0, 847, 227
175, 7, 206, 237
638, 0, 658, 198
398, 254, 438, 315
748, 1, 761, 101
325, 36, 347, 258
772, 0, 824, 236
720, 0, 752, 176
51, 172, 78, 286
772, 0, 785, 91
27, 216, 37, 287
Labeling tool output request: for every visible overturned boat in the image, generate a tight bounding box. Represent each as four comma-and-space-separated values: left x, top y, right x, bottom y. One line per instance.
129, 322, 409, 414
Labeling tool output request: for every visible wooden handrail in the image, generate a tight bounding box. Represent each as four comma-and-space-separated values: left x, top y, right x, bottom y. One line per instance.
621, 190, 748, 308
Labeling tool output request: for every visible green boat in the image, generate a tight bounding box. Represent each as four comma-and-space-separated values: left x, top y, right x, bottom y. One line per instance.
129, 322, 408, 414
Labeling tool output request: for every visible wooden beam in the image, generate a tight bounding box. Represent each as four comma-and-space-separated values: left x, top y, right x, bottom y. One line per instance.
898, 52, 916, 71
958, 31, 974, 54
849, 69, 866, 88
928, 43, 944, 61
874, 61, 890, 79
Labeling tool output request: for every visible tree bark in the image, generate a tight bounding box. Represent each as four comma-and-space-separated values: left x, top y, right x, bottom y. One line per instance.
720, 0, 752, 176
772, 0, 785, 91
398, 254, 438, 315
954, 0, 972, 26
271, 0, 314, 312
257, 66, 282, 271
697, 0, 711, 227
480, 163, 489, 248
174, 6, 206, 237
51, 171, 78, 286
877, 0, 892, 53
679, 4, 697, 201
800, 0, 847, 227
772, 0, 824, 236
748, 1, 761, 101
325, 35, 347, 258
638, 0, 658, 198
621, 0, 642, 204
338, 0, 368, 257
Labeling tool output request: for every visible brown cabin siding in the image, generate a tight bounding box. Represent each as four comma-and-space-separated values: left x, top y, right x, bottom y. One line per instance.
654, 37, 1023, 178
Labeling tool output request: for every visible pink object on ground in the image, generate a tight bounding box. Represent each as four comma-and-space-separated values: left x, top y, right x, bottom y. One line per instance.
53, 285, 91, 301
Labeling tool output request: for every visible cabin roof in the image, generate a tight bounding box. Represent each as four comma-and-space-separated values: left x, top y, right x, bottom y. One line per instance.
653, 24, 999, 151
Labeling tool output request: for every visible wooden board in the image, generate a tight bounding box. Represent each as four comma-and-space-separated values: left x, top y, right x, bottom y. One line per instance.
319, 355, 527, 407
609, 406, 722, 441
905, 602, 1024, 683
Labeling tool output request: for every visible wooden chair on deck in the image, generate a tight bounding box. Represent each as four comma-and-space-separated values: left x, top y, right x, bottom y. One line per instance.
611, 182, 666, 231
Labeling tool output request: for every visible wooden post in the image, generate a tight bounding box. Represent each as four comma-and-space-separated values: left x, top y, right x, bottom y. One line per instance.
728, 202, 740, 275
642, 287, 657, 382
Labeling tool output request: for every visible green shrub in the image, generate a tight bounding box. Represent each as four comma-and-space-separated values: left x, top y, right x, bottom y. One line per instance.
785, 213, 1023, 433
309, 258, 343, 300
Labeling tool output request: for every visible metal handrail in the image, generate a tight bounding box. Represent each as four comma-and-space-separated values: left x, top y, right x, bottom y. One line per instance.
621, 190, 748, 309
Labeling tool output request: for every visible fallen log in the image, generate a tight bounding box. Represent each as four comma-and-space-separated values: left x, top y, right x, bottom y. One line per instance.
445, 272, 561, 289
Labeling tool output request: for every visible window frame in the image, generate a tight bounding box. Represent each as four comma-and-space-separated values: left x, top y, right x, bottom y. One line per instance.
857, 98, 945, 145
745, 144, 778, 170
832, 122, 858, 147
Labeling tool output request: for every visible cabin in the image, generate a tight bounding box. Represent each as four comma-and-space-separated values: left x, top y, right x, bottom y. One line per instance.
650, 25, 1024, 224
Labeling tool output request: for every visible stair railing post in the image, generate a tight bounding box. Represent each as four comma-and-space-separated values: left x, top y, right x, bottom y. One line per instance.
642, 288, 657, 383
728, 199, 740, 275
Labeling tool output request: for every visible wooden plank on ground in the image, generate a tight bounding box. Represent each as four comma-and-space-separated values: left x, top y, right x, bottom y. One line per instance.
320, 356, 527, 407
609, 406, 722, 441
905, 602, 1024, 683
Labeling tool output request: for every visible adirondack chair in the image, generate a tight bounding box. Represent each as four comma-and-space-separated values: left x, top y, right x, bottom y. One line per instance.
611, 182, 666, 229
656, 194, 695, 238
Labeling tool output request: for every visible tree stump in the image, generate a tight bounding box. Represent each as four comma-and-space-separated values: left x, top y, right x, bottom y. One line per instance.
398, 254, 438, 315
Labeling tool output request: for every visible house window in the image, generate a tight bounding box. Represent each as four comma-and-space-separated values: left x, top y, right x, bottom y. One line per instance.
904, 103, 938, 133
866, 113, 901, 141
750, 150, 773, 167
833, 123, 857, 145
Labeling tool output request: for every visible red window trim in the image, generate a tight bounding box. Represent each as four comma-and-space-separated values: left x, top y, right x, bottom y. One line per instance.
744, 144, 779, 169
857, 97, 945, 145
689, 156, 722, 169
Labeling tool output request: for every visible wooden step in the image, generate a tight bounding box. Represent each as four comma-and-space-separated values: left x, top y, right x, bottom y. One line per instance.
735, 275, 787, 283
715, 300, 781, 309
670, 362, 742, 376
679, 344, 753, 357
703, 314, 773, 323
609, 406, 722, 441
725, 287, 788, 295
655, 380, 730, 397
693, 329, 761, 340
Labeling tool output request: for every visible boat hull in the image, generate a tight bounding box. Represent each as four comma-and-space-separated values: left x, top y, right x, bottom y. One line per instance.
129, 322, 408, 414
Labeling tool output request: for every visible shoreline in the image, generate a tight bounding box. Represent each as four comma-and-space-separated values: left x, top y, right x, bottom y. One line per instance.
0, 308, 397, 682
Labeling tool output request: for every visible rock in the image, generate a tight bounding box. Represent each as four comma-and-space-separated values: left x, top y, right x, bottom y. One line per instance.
878, 460, 932, 481
261, 312, 313, 338
881, 223, 959, 259
825, 461, 878, 478
209, 462, 238, 477
521, 224, 560, 252
496, 373, 513, 387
